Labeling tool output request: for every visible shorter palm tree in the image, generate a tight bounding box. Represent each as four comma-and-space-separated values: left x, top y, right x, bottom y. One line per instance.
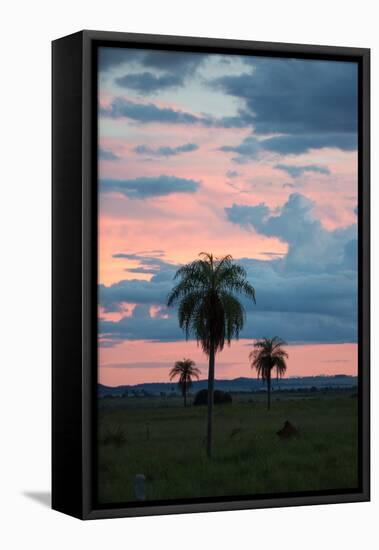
249, 337, 288, 410
169, 359, 201, 407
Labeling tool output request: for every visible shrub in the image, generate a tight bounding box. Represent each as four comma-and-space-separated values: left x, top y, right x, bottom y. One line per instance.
193, 389, 232, 406
102, 425, 127, 447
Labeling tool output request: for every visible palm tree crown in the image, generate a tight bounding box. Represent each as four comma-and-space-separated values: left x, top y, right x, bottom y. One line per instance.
249, 336, 288, 410
167, 252, 256, 354
169, 358, 201, 406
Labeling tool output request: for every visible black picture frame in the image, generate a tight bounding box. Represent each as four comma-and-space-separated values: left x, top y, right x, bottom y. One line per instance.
52, 30, 370, 520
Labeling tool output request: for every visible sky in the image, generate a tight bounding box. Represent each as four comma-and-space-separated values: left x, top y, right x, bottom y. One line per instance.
97, 47, 358, 386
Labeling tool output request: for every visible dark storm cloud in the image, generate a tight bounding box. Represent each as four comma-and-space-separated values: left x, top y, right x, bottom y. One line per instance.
115, 72, 183, 94
100, 175, 200, 199
134, 143, 198, 157
274, 163, 331, 178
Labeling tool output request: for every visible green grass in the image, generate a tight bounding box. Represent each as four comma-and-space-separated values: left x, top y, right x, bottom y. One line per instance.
97, 392, 358, 504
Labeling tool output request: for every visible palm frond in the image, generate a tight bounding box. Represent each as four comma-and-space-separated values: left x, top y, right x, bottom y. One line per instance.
249, 337, 288, 381
167, 253, 256, 356
169, 357, 201, 397
273, 356, 287, 379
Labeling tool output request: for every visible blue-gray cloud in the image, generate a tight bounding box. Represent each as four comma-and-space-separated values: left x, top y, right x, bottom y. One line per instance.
100, 305, 184, 346
142, 50, 207, 73
275, 163, 331, 178
99, 197, 357, 346
99, 305, 356, 347
99, 264, 357, 346
212, 58, 357, 141
134, 143, 198, 157
262, 133, 357, 155
99, 147, 120, 161
219, 136, 260, 162
100, 253, 179, 313
100, 257, 357, 345
100, 175, 200, 199
113, 252, 178, 276
226, 170, 241, 179
115, 72, 183, 94
100, 52, 357, 155
100, 98, 205, 124
112, 51, 208, 92
219, 133, 357, 163
99, 47, 207, 83
98, 48, 143, 72
213, 58, 358, 157
100, 97, 253, 128
225, 193, 357, 273
100, 279, 170, 314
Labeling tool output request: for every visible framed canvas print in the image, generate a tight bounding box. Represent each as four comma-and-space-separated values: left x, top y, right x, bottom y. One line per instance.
52, 30, 370, 519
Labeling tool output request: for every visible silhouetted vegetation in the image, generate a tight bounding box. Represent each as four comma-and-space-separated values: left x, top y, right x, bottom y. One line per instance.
250, 337, 288, 410
169, 358, 201, 407
167, 252, 255, 458
193, 389, 233, 406
102, 425, 127, 447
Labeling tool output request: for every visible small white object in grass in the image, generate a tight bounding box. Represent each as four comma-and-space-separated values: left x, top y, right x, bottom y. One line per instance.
134, 474, 146, 501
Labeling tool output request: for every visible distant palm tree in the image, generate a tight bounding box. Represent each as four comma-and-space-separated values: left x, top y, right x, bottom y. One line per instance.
249, 337, 288, 410
169, 358, 201, 407
167, 252, 256, 458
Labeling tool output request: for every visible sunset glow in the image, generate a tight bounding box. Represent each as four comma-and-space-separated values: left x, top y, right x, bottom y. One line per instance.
98, 48, 358, 386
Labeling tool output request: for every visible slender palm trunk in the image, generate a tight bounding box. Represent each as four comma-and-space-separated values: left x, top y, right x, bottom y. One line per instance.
207, 340, 215, 458
184, 382, 187, 407
267, 371, 271, 411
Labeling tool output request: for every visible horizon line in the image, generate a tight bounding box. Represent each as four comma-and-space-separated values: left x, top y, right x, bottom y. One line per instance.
99, 372, 358, 389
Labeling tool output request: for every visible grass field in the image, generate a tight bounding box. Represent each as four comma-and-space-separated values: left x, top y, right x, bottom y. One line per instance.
97, 391, 358, 504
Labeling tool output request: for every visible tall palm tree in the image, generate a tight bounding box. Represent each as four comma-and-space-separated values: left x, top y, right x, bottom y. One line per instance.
169, 358, 201, 407
167, 252, 256, 458
249, 337, 288, 410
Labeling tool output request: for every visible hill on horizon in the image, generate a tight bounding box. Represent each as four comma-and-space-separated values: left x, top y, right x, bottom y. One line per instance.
98, 374, 358, 397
